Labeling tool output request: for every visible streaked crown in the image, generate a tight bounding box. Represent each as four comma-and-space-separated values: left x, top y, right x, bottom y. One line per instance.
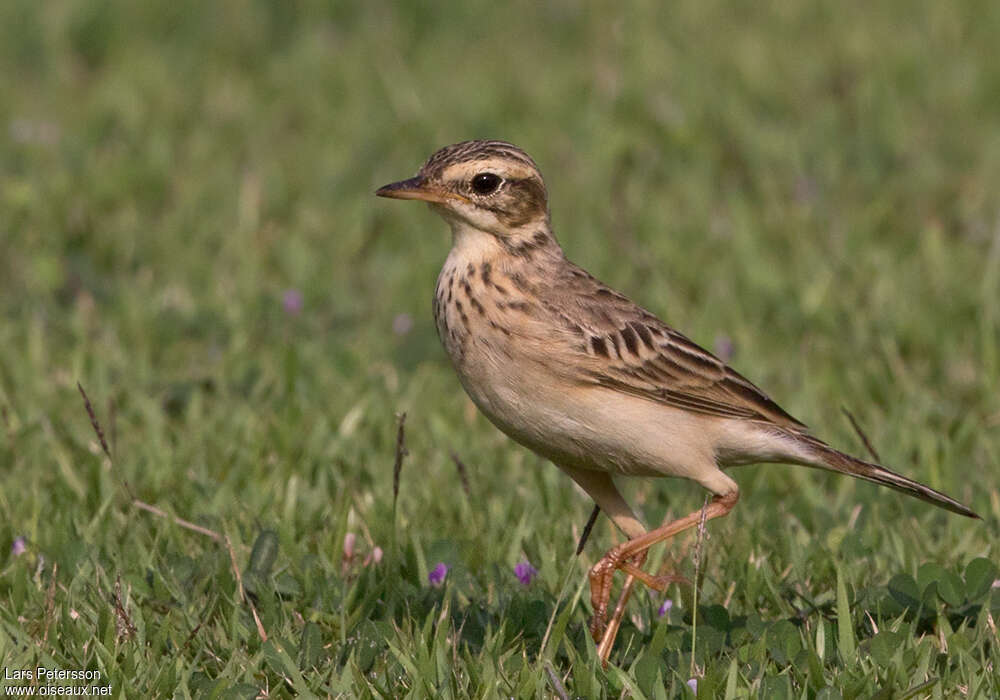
419, 140, 543, 184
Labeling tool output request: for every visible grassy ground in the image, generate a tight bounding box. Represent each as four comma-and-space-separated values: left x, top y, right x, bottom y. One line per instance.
2, 1, 999, 697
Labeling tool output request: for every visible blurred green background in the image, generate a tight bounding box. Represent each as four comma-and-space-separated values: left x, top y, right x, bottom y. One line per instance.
2, 1, 998, 696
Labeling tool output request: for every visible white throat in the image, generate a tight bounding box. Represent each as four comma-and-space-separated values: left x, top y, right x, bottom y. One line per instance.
443, 217, 507, 265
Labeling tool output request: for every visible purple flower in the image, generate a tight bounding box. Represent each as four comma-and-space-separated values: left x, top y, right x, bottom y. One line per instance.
282, 289, 303, 315
686, 678, 698, 694
657, 598, 673, 618
428, 562, 449, 587
392, 313, 414, 336
514, 561, 538, 585
11, 536, 26, 557
713, 334, 734, 363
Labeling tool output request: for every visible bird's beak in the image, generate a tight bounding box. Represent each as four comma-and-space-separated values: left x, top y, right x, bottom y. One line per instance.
375, 176, 466, 205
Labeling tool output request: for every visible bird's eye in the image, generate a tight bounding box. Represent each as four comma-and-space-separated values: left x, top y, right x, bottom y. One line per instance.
471, 172, 502, 195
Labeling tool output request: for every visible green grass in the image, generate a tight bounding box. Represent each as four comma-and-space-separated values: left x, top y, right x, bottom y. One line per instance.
2, 0, 999, 697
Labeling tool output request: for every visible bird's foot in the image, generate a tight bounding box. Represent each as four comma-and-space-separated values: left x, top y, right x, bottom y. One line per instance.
588, 548, 648, 642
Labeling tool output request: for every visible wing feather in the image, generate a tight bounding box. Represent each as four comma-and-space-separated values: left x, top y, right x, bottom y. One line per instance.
550, 262, 809, 431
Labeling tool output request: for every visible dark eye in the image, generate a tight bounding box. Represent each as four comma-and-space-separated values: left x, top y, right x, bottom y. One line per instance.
471, 172, 502, 195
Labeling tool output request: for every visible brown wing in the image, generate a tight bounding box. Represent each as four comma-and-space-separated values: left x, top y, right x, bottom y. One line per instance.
550, 262, 808, 432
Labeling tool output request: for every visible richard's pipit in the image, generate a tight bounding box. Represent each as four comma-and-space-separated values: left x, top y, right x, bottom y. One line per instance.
376, 140, 978, 663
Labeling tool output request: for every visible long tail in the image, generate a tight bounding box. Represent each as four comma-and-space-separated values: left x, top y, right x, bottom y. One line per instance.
801, 440, 979, 519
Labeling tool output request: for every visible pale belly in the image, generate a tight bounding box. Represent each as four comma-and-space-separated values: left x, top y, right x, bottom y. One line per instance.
451, 350, 726, 484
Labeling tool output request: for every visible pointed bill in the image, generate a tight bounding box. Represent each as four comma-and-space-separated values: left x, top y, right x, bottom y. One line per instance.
375, 176, 467, 205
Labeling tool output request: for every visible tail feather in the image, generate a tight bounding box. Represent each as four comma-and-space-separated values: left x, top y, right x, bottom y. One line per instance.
802, 441, 979, 519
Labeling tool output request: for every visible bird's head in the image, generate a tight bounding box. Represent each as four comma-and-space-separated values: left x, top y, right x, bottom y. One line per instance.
376, 140, 554, 248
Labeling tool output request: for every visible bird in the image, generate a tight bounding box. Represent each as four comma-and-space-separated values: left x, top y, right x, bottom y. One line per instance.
375, 139, 979, 664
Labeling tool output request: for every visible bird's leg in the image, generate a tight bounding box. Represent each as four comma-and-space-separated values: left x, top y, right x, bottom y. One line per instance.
589, 491, 739, 661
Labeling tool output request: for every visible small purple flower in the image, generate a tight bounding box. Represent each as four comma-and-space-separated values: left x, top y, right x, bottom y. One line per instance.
514, 561, 538, 585
428, 562, 449, 587
713, 334, 734, 363
392, 313, 414, 336
657, 598, 673, 618
11, 536, 26, 557
282, 289, 303, 315
686, 678, 698, 694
